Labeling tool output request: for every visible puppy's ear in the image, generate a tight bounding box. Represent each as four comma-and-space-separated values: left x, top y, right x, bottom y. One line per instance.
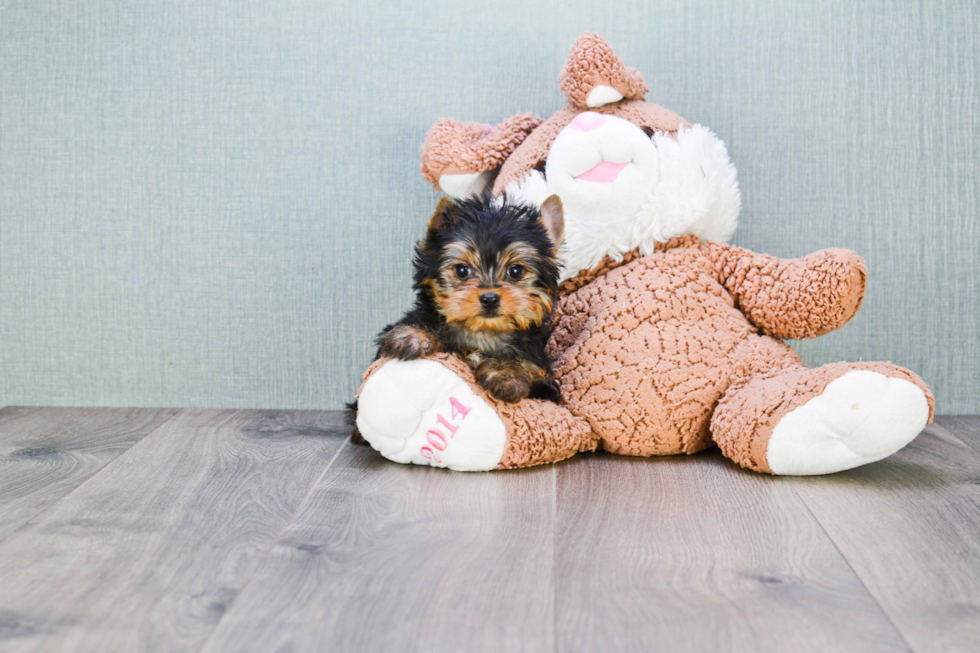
539, 195, 564, 247
428, 197, 458, 233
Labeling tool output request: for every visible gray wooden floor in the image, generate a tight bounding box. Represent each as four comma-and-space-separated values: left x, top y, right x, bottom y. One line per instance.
0, 408, 977, 653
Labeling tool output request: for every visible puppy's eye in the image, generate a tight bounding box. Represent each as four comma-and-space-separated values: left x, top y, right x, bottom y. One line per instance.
454, 264, 472, 279
506, 264, 525, 280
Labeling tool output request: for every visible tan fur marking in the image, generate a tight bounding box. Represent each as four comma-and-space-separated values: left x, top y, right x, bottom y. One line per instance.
432, 239, 553, 333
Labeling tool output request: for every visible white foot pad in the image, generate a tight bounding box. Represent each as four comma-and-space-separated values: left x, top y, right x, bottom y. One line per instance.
356, 359, 507, 472
767, 370, 929, 475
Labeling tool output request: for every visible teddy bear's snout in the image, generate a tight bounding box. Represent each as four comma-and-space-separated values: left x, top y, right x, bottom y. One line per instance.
570, 111, 606, 132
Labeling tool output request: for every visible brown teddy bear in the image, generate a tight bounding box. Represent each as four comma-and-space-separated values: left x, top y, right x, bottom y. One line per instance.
353, 33, 934, 474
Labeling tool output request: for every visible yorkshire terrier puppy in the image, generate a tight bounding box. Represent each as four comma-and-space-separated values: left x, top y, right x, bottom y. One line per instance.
381, 193, 564, 402
348, 193, 565, 440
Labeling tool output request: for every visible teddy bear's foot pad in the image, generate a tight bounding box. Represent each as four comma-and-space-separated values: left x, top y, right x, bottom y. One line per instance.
356, 359, 507, 471
766, 370, 929, 475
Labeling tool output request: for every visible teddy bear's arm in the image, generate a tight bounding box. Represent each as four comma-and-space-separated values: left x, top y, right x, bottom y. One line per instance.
710, 243, 868, 340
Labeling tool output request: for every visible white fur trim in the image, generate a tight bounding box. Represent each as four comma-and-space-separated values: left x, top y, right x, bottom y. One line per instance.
635, 125, 740, 247
504, 117, 740, 281
439, 170, 495, 200
586, 85, 624, 108
766, 371, 929, 475
505, 169, 551, 207
356, 359, 507, 472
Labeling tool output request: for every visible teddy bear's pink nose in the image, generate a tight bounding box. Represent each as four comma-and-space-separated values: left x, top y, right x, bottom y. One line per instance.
570, 111, 605, 132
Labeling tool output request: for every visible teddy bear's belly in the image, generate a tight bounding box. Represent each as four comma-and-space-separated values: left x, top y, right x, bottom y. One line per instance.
549, 256, 757, 456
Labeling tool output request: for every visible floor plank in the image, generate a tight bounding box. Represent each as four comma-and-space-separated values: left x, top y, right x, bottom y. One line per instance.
935, 416, 980, 454
785, 423, 980, 653
555, 451, 909, 653
0, 407, 178, 542
0, 409, 346, 653
199, 443, 556, 653
2, 409, 978, 652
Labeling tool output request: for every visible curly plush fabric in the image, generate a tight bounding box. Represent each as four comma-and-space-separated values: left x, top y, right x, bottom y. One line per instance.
550, 237, 752, 456
547, 237, 935, 465
558, 33, 649, 108
715, 246, 868, 339
493, 394, 598, 469
557, 249, 646, 296
420, 113, 543, 188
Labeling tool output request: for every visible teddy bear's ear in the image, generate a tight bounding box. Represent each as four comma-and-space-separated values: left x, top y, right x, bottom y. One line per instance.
559, 33, 649, 109
420, 114, 543, 199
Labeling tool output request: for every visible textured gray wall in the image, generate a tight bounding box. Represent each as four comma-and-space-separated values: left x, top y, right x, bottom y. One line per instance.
1, 0, 977, 412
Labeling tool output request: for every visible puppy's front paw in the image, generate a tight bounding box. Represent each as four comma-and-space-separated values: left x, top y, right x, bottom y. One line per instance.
475, 361, 532, 403
378, 325, 440, 360
528, 380, 562, 403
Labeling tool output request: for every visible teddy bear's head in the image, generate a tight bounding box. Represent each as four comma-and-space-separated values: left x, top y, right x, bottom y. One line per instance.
421, 33, 741, 280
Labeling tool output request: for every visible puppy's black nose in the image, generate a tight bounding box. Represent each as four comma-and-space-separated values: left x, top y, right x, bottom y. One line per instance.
479, 293, 500, 310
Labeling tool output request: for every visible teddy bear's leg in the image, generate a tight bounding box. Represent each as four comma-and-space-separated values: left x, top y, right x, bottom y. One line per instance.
711, 343, 934, 475
355, 354, 597, 472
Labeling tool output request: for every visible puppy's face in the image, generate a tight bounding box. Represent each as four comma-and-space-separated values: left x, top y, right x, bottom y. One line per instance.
415, 196, 564, 334
435, 237, 551, 333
